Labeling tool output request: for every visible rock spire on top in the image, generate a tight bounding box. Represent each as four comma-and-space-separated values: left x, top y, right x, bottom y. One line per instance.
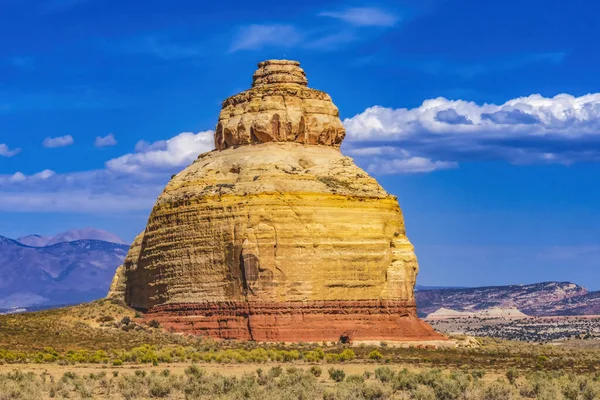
214, 59, 345, 150
252, 60, 308, 87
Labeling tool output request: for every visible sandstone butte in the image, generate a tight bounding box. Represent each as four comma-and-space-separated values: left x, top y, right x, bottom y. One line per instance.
108, 60, 444, 343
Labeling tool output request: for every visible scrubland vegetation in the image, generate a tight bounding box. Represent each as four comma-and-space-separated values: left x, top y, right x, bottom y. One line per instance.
2, 300, 600, 399
1, 364, 600, 399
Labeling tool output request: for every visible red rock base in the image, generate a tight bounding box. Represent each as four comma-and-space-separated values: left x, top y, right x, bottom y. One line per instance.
143, 300, 445, 342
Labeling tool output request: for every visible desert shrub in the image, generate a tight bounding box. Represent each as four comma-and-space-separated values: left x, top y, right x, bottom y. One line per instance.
411, 384, 436, 400
118, 374, 146, 400
148, 376, 172, 398
368, 349, 384, 361
470, 369, 486, 379
362, 381, 388, 400
184, 364, 204, 378
375, 366, 394, 383
346, 374, 365, 384
310, 365, 322, 377
393, 369, 418, 391
268, 366, 282, 378
286, 366, 301, 375
506, 367, 519, 384
429, 374, 463, 400
328, 368, 346, 382
0, 370, 43, 400
304, 348, 325, 362
148, 320, 161, 329
134, 370, 146, 378
338, 349, 356, 362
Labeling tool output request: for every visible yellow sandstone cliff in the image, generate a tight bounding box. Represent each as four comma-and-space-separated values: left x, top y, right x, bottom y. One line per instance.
108, 60, 442, 342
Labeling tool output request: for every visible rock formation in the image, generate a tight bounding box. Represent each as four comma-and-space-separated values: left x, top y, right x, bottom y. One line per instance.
108, 60, 443, 342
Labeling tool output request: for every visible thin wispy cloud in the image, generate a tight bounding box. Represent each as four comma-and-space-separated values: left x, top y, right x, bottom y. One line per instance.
0, 144, 21, 158
115, 36, 203, 60
304, 30, 358, 50
319, 7, 400, 27
94, 134, 117, 148
229, 24, 303, 52
43, 135, 74, 148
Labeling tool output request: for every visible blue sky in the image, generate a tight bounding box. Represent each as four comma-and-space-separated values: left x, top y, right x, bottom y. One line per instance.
1, 0, 600, 289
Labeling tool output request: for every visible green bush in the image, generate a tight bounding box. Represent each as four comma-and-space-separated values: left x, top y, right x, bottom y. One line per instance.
328, 368, 346, 382
310, 365, 322, 377
368, 349, 384, 361
506, 367, 519, 385
148, 377, 172, 398
375, 366, 395, 383
268, 366, 282, 378
338, 349, 356, 362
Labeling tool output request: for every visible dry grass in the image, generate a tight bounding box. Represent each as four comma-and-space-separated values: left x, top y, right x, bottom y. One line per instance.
0, 364, 599, 399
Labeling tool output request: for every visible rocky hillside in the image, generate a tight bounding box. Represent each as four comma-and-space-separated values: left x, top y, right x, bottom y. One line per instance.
0, 234, 128, 310
416, 282, 600, 317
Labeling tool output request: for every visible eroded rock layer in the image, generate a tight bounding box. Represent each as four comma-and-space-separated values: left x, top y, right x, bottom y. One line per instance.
110, 60, 443, 342
143, 301, 437, 342
215, 60, 345, 150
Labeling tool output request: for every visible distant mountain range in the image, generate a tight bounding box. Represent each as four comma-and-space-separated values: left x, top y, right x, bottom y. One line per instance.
415, 281, 600, 317
0, 229, 129, 310
17, 228, 126, 247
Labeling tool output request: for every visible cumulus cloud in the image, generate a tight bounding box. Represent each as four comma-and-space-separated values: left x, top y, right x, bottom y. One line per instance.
319, 7, 399, 27
368, 157, 458, 174
106, 131, 214, 174
0, 131, 215, 213
0, 170, 56, 184
94, 133, 117, 147
343, 93, 600, 165
345, 147, 457, 173
43, 135, 74, 148
229, 25, 302, 52
0, 144, 21, 157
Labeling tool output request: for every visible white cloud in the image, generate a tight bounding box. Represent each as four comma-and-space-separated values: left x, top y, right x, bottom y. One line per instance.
229, 25, 302, 52
0, 170, 55, 184
319, 7, 400, 27
94, 133, 117, 147
346, 147, 457, 174
343, 93, 600, 165
368, 156, 458, 174
106, 131, 214, 174
0, 131, 215, 213
43, 135, 74, 148
0, 144, 20, 157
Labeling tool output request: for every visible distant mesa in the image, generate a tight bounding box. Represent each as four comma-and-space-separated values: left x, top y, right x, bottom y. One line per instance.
415, 282, 600, 317
425, 307, 528, 320
107, 59, 444, 343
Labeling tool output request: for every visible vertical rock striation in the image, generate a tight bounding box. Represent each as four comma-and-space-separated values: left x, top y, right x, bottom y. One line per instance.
108, 60, 443, 342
